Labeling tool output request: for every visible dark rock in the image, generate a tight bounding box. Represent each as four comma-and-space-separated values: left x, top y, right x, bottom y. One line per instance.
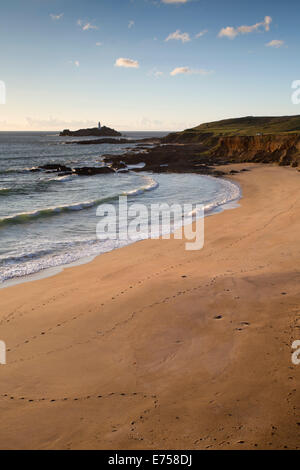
64, 137, 160, 146
102, 143, 232, 176
30, 163, 115, 177
34, 164, 72, 173
73, 166, 115, 176
65, 138, 132, 145
110, 161, 127, 170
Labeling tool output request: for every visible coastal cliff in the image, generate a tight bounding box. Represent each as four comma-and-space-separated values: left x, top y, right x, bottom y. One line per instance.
210, 134, 300, 167
162, 116, 300, 167
101, 118, 300, 175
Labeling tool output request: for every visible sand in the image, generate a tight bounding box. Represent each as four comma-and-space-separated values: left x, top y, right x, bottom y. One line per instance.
0, 163, 299, 450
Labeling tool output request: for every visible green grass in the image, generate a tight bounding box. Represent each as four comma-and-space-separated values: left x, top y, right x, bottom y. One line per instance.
181, 115, 300, 137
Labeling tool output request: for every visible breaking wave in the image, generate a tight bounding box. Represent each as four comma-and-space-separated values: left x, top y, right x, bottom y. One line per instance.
0, 176, 159, 227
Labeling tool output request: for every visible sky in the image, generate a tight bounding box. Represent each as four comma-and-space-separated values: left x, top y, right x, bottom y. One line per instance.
0, 0, 300, 131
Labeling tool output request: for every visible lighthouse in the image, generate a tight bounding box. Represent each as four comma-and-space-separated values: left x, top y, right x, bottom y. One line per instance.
98, 121, 101, 130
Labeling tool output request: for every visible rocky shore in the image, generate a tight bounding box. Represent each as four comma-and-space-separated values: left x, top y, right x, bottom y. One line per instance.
64, 137, 160, 146
102, 144, 229, 176
50, 116, 300, 178
30, 163, 115, 176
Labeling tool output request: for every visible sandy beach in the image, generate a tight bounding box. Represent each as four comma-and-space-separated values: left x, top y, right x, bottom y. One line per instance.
0, 163, 299, 450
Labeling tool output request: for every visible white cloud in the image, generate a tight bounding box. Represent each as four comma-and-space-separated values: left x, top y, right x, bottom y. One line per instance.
77, 19, 98, 31
50, 13, 63, 21
128, 20, 135, 29
170, 66, 212, 76
219, 16, 272, 39
195, 29, 208, 38
115, 57, 139, 68
96, 42, 103, 46
166, 30, 190, 43
218, 26, 238, 39
238, 16, 272, 33
266, 39, 284, 48
263, 16, 272, 32
162, 0, 188, 3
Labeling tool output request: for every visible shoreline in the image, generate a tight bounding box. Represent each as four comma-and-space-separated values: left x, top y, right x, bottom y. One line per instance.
0, 163, 299, 449
0, 173, 241, 289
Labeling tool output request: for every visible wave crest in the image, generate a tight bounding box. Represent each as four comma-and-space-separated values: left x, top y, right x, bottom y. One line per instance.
0, 176, 159, 227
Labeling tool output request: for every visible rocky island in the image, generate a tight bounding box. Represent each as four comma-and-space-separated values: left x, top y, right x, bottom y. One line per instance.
60, 124, 122, 137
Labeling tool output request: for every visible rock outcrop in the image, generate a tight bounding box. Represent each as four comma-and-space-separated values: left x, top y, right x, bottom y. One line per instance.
102, 144, 228, 176
30, 164, 115, 176
60, 126, 122, 137
65, 138, 132, 145
64, 137, 160, 146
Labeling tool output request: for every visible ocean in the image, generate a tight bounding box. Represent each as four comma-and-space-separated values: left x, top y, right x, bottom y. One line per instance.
0, 131, 241, 285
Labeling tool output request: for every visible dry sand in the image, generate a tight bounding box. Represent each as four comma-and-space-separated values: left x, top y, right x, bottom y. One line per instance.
0, 163, 299, 450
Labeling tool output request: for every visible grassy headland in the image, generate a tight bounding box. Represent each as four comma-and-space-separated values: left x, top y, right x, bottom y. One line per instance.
164, 115, 300, 142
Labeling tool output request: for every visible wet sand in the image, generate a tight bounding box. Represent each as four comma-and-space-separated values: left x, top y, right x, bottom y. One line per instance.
0, 163, 299, 449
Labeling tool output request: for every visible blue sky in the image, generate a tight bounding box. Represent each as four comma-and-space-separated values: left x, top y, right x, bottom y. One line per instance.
0, 0, 299, 131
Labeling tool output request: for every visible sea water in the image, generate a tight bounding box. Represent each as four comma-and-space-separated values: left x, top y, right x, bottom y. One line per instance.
0, 131, 240, 284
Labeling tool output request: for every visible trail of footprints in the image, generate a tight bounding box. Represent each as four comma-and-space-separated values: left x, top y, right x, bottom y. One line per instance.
8, 272, 250, 366
0, 390, 159, 411
3, 230, 241, 330
7, 261, 189, 353
7, 265, 265, 364
6, 244, 266, 359
8, 275, 222, 364
3, 200, 291, 337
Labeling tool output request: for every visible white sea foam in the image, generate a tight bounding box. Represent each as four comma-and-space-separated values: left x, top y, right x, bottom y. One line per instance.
0, 173, 241, 285
52, 174, 78, 182
126, 175, 159, 196
127, 162, 146, 169
0, 176, 160, 226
